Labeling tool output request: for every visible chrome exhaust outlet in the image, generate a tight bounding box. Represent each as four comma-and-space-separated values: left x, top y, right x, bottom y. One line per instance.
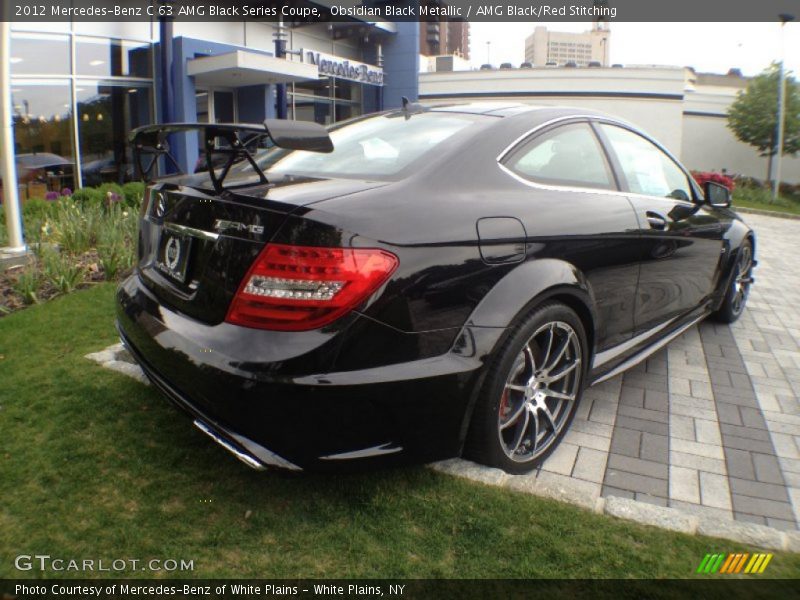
193, 419, 303, 472
193, 420, 267, 471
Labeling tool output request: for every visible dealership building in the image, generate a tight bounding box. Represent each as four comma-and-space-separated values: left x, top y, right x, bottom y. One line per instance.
3, 17, 418, 199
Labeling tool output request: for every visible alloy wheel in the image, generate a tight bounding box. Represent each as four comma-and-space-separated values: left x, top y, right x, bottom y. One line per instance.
497, 321, 582, 462
732, 245, 753, 316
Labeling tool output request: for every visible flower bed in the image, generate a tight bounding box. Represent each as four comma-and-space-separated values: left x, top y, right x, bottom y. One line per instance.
0, 182, 144, 315
691, 171, 735, 192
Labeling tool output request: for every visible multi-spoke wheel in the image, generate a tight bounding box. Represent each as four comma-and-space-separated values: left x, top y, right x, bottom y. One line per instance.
713, 240, 754, 324
498, 321, 582, 462
465, 302, 588, 473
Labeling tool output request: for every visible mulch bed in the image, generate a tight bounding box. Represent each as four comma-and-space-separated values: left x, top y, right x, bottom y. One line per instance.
0, 250, 111, 316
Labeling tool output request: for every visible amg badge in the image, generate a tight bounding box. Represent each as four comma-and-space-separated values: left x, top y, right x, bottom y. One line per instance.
213, 219, 265, 235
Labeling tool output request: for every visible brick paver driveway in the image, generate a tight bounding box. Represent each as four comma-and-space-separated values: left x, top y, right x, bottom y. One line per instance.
510, 212, 800, 531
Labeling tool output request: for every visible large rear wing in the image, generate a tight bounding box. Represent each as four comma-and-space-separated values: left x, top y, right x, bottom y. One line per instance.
129, 120, 333, 192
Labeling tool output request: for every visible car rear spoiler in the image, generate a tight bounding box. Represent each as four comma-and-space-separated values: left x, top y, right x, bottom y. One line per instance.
129, 120, 334, 192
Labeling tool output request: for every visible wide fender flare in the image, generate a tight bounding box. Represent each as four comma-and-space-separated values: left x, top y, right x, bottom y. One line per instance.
455, 259, 597, 448
714, 219, 756, 309
465, 258, 597, 332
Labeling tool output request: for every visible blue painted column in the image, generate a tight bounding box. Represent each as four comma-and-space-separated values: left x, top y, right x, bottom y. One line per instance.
169, 37, 199, 174
156, 38, 276, 173
274, 23, 288, 119
381, 22, 419, 109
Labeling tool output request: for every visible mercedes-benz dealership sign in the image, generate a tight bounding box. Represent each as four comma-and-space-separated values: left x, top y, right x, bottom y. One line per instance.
302, 50, 384, 86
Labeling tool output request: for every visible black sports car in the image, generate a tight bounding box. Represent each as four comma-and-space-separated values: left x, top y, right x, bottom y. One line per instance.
117, 103, 755, 473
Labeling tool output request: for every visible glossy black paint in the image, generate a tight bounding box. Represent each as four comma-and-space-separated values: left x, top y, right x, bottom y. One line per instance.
116, 104, 755, 471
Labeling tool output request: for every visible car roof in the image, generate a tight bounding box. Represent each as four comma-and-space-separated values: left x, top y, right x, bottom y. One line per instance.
421, 102, 536, 116
419, 102, 612, 121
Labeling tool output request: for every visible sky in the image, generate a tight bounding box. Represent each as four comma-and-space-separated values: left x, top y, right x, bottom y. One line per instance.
468, 22, 800, 77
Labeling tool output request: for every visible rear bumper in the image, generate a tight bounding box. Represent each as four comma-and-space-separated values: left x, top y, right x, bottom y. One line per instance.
115, 274, 488, 471
119, 329, 302, 471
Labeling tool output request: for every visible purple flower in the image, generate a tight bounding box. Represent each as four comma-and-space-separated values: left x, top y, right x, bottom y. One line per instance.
45, 191, 59, 201
61, 188, 72, 197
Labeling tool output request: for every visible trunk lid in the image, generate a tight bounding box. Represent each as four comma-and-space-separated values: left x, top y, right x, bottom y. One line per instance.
137, 175, 387, 324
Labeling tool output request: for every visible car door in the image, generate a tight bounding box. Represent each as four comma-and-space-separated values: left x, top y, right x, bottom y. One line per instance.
593, 121, 725, 336
500, 120, 642, 353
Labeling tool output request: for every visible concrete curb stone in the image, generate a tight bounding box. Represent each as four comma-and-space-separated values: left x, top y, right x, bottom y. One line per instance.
603, 496, 698, 534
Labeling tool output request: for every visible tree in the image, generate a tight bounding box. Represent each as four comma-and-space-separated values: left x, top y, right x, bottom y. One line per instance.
727, 63, 800, 183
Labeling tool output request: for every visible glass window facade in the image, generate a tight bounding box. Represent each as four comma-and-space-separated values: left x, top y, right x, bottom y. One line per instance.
289, 78, 362, 125
10, 33, 70, 75
77, 83, 153, 187
76, 38, 153, 78
11, 82, 76, 196
7, 29, 154, 198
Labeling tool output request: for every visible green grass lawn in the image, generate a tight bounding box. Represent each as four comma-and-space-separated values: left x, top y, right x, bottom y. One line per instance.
733, 186, 800, 216
734, 198, 800, 216
1, 285, 799, 580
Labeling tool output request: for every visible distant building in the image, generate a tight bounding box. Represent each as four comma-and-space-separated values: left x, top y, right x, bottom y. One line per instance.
524, 23, 610, 67
419, 21, 470, 60
423, 54, 471, 73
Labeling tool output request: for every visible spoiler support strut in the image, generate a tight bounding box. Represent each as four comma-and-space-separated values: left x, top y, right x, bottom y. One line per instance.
129, 120, 333, 193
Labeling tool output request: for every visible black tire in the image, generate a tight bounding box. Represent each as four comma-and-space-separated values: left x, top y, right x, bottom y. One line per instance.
464, 302, 588, 474
712, 240, 753, 324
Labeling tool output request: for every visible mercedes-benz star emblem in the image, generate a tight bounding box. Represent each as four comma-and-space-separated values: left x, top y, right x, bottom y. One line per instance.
165, 237, 181, 271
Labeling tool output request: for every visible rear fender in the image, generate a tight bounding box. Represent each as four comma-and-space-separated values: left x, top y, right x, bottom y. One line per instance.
712, 222, 756, 311
454, 258, 597, 449
465, 258, 596, 332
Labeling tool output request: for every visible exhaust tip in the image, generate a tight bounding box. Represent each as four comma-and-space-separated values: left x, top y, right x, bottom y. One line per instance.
193, 420, 267, 471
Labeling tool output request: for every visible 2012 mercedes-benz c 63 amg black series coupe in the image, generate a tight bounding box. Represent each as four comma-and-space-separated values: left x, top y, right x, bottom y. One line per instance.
117, 103, 755, 473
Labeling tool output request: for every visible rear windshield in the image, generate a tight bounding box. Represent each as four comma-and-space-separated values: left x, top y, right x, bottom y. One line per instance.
235, 112, 488, 181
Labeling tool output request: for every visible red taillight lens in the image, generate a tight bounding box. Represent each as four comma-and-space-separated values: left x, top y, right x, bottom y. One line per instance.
225, 243, 399, 331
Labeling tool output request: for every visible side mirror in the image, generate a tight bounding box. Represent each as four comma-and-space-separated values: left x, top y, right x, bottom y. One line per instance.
704, 181, 731, 208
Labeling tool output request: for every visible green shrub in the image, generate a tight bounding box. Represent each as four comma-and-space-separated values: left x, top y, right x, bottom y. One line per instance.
96, 204, 138, 280
40, 247, 86, 295
734, 182, 798, 209
96, 183, 126, 208
12, 265, 43, 305
70, 187, 104, 207
779, 182, 800, 202
22, 198, 55, 221
45, 201, 103, 255
122, 181, 146, 208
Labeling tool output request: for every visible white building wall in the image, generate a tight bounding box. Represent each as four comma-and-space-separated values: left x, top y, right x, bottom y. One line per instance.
420, 67, 800, 184
420, 67, 687, 156
682, 87, 800, 183
244, 22, 278, 53
173, 22, 247, 46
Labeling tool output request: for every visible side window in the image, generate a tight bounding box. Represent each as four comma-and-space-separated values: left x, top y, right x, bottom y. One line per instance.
598, 124, 693, 201
504, 123, 615, 190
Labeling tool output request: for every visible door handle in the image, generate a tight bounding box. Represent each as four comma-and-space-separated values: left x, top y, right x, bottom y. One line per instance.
646, 211, 667, 230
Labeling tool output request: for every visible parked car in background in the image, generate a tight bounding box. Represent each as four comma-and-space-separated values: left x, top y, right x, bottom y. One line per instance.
13, 153, 75, 197
117, 104, 755, 474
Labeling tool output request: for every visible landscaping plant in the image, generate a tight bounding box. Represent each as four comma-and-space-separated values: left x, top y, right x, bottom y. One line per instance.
0, 183, 144, 315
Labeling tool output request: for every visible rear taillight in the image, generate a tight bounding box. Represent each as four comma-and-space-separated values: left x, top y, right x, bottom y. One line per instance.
225, 243, 399, 331
140, 186, 155, 218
